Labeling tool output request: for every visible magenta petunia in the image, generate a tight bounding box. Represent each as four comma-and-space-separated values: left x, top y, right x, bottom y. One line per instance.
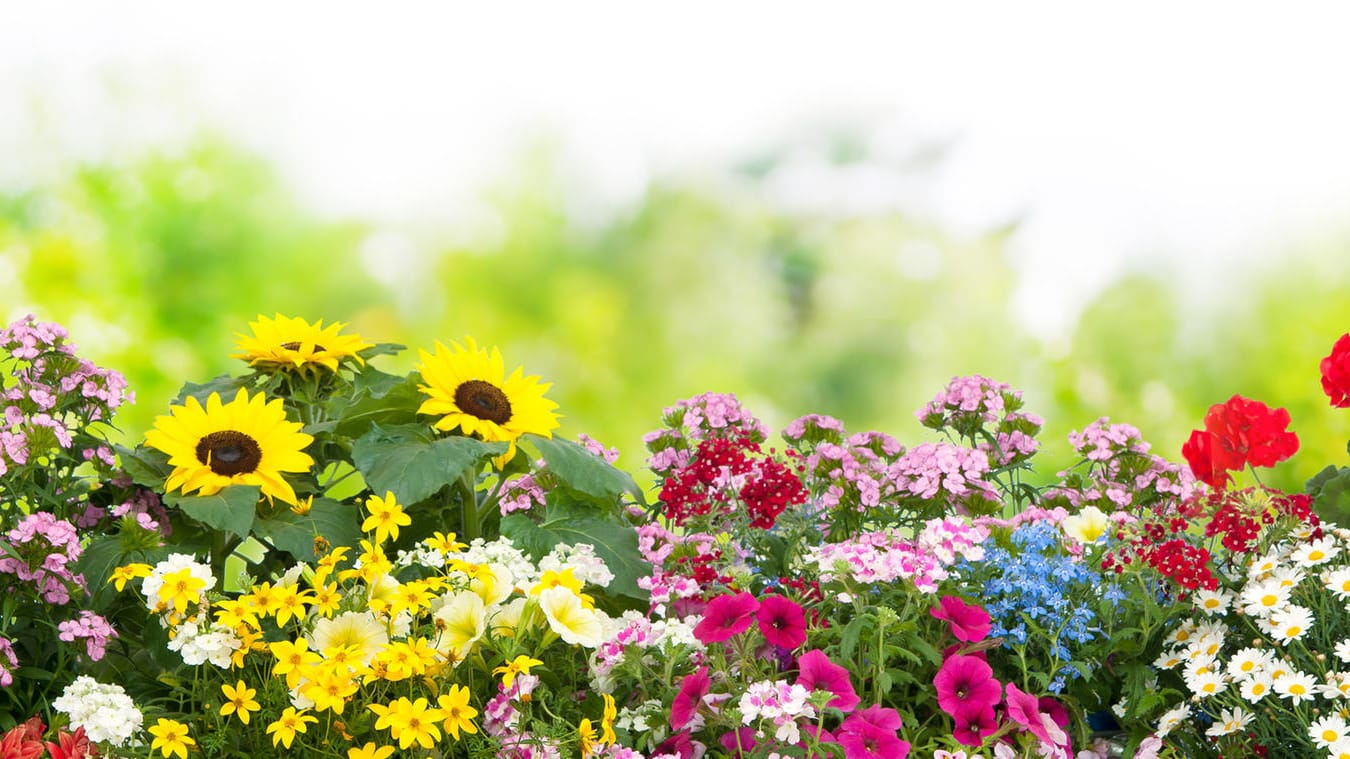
719, 727, 757, 758
795, 649, 861, 712
1005, 682, 1068, 748
952, 704, 998, 747
933, 654, 1002, 722
692, 592, 760, 643
836, 705, 910, 759
669, 666, 710, 730
929, 595, 992, 642
756, 594, 807, 649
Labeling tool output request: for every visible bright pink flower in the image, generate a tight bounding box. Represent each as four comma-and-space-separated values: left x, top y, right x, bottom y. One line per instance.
952, 705, 998, 747
795, 649, 860, 712
934, 654, 1002, 721
756, 594, 807, 649
670, 666, 710, 730
692, 592, 760, 643
654, 730, 701, 759
718, 727, 756, 758
837, 706, 909, 759
1005, 682, 1068, 748
929, 596, 991, 642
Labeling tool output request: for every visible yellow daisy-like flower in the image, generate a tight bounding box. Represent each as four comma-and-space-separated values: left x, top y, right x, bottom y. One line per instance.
157, 567, 207, 615
579, 718, 600, 758
233, 314, 373, 375
266, 707, 318, 749
348, 744, 395, 759
601, 693, 617, 745
416, 338, 560, 466
369, 697, 445, 750
144, 388, 314, 506
220, 679, 262, 724
108, 562, 153, 592
149, 718, 195, 759
493, 654, 544, 689
362, 491, 411, 545
438, 684, 479, 741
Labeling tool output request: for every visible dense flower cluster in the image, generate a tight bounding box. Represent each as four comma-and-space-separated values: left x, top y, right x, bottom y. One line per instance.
917, 375, 1044, 466
804, 517, 988, 591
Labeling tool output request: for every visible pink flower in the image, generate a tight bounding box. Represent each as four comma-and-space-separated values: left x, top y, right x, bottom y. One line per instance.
795, 649, 860, 712
929, 596, 991, 642
1005, 682, 1069, 748
756, 594, 807, 649
836, 705, 909, 759
934, 654, 1002, 721
952, 705, 998, 747
718, 727, 756, 757
692, 592, 760, 643
670, 666, 711, 730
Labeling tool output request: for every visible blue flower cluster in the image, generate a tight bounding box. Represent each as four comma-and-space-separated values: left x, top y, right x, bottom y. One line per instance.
963, 521, 1120, 693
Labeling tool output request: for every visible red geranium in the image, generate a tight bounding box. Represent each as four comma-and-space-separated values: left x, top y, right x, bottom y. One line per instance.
1322, 333, 1350, 407
1181, 394, 1298, 489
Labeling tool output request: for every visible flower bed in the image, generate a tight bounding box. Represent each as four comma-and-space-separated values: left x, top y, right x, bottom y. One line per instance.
2, 313, 1350, 758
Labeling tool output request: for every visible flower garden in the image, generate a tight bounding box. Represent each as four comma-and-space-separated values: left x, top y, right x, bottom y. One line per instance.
5, 312, 1350, 759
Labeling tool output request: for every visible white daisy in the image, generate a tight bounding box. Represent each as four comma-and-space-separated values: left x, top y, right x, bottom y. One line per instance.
1154, 703, 1191, 737
1193, 588, 1233, 616
1271, 565, 1307, 589
1274, 671, 1318, 705
1318, 672, 1350, 700
1248, 550, 1282, 579
1166, 621, 1198, 647
1186, 670, 1227, 698
1325, 567, 1350, 600
1270, 604, 1315, 643
1293, 537, 1340, 567
1240, 578, 1291, 617
1329, 737, 1350, 759
1239, 674, 1273, 703
1338, 641, 1350, 664
1154, 651, 1184, 670
1227, 647, 1272, 679
1310, 715, 1350, 748
1205, 707, 1253, 737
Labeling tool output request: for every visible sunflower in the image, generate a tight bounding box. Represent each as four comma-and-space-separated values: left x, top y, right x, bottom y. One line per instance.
233, 314, 374, 375
416, 338, 560, 465
144, 388, 314, 505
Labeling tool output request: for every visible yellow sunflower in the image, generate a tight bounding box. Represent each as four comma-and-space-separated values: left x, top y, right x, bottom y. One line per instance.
144, 388, 315, 505
416, 338, 560, 465
233, 314, 374, 375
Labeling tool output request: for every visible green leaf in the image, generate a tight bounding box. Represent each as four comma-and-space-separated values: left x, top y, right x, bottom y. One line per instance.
839, 616, 869, 661
319, 460, 368, 501
527, 434, 644, 504
166, 486, 260, 539
334, 373, 427, 438
351, 424, 504, 505
115, 444, 172, 488
254, 497, 363, 561
500, 501, 648, 600
173, 375, 251, 405
1309, 466, 1350, 522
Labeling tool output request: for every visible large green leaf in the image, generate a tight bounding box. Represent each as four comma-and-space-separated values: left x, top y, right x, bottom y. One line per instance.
113, 444, 172, 489
165, 485, 260, 539
333, 372, 426, 438
1309, 465, 1350, 522
254, 497, 362, 561
527, 434, 644, 505
351, 425, 503, 505
500, 500, 648, 600
173, 375, 251, 405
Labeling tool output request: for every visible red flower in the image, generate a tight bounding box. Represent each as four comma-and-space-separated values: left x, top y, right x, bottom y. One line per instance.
1182, 394, 1299, 489
669, 666, 711, 731
756, 595, 807, 649
929, 596, 991, 643
0, 718, 46, 759
795, 649, 860, 712
46, 727, 96, 759
933, 654, 1002, 722
692, 592, 760, 643
1322, 333, 1350, 407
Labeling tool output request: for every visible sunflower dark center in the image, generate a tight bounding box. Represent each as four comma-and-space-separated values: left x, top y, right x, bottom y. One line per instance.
454, 379, 513, 424
195, 430, 263, 476
281, 341, 326, 352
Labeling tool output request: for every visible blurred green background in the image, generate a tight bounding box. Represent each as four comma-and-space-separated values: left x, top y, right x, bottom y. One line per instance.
4, 134, 1348, 498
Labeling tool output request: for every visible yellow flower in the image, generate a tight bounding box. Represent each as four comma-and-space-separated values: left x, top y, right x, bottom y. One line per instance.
271, 638, 322, 689
493, 654, 544, 689
311, 582, 343, 618
601, 693, 617, 744
309, 611, 388, 666
431, 590, 486, 657
538, 586, 604, 647
108, 562, 152, 592
362, 491, 411, 546
291, 495, 314, 515
213, 598, 259, 630
387, 579, 434, 618
369, 697, 445, 750
272, 584, 314, 627
265, 707, 318, 749
530, 568, 584, 596
425, 531, 466, 554
144, 387, 314, 506
579, 718, 600, 758
149, 718, 195, 759
347, 743, 395, 759
438, 684, 479, 741
1062, 505, 1111, 544
220, 680, 261, 725
416, 337, 560, 467
157, 568, 207, 615
233, 314, 373, 375
302, 669, 360, 714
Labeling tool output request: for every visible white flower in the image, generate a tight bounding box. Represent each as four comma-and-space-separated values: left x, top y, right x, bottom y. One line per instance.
1329, 737, 1350, 759
1269, 604, 1315, 643
1061, 506, 1110, 543
1185, 670, 1227, 698
1325, 567, 1350, 600
1271, 564, 1307, 589
540, 543, 615, 588
53, 676, 143, 746
1205, 707, 1253, 737
1239, 578, 1290, 617
1322, 672, 1350, 700
1165, 622, 1198, 647
1193, 588, 1233, 616
1153, 651, 1183, 670
1248, 550, 1282, 579
1274, 671, 1318, 704
1310, 715, 1350, 748
1239, 674, 1273, 703
1293, 537, 1340, 567
141, 553, 216, 611
1154, 704, 1190, 737
1227, 647, 1272, 679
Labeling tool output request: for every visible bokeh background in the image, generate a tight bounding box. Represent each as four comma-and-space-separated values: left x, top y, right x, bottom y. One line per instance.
5, 3, 1350, 495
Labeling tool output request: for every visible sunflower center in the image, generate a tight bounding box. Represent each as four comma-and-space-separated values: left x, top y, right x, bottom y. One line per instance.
282, 341, 326, 352
454, 379, 513, 424
195, 430, 263, 476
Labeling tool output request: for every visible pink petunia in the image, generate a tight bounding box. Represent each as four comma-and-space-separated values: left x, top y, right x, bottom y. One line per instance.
757, 594, 807, 649
670, 666, 711, 730
719, 727, 757, 758
952, 704, 999, 747
795, 649, 861, 712
934, 654, 1002, 722
836, 705, 910, 759
929, 595, 992, 642
692, 592, 760, 643
1005, 682, 1069, 748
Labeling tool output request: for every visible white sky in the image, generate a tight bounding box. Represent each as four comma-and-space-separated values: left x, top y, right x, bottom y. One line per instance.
5, 2, 1350, 337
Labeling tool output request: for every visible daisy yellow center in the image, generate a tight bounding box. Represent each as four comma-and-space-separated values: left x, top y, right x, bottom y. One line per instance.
454, 380, 513, 424
196, 430, 262, 475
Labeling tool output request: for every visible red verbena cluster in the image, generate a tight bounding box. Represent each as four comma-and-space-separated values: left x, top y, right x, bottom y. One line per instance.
659, 437, 808, 530
1322, 333, 1350, 408
1201, 489, 1321, 552
1181, 394, 1299, 489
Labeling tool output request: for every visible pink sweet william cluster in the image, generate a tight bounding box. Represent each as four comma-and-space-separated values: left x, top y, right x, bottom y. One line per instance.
805, 517, 989, 592
918, 375, 1044, 466
0, 512, 88, 605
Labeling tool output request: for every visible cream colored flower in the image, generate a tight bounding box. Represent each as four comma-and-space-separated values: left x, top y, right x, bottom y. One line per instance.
538, 586, 604, 647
